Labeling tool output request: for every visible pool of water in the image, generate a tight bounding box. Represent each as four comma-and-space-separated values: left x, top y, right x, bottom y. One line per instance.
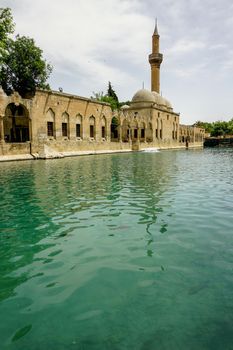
0, 149, 233, 350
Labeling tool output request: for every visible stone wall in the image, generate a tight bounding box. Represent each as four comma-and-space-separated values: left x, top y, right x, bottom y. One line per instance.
0, 89, 204, 159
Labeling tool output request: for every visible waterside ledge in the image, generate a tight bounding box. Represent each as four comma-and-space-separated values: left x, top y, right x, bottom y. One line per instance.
0, 144, 203, 162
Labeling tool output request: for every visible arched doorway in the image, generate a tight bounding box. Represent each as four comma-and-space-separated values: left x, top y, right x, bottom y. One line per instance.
111, 117, 119, 141
4, 103, 30, 142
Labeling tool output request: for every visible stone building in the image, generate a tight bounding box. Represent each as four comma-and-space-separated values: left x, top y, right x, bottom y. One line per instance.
0, 23, 204, 160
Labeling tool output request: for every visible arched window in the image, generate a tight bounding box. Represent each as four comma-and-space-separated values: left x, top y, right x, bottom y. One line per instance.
140, 122, 146, 140
160, 120, 163, 139
62, 112, 69, 138
155, 119, 159, 138
89, 116, 95, 138
111, 117, 119, 141
46, 108, 55, 137
4, 103, 30, 143
172, 122, 175, 139
76, 114, 82, 138
101, 116, 106, 139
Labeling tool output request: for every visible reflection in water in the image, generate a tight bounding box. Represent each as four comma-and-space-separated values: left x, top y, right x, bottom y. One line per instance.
0, 149, 233, 349
0, 153, 175, 307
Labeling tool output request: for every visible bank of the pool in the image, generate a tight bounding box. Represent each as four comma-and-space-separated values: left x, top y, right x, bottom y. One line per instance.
0, 144, 203, 162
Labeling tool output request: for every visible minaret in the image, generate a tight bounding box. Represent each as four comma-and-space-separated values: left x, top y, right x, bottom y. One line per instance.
148, 19, 163, 93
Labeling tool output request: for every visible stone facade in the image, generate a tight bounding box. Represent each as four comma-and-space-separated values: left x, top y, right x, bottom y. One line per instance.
0, 24, 204, 160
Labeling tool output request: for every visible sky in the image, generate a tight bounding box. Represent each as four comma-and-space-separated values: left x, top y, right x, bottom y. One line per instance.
1, 0, 233, 124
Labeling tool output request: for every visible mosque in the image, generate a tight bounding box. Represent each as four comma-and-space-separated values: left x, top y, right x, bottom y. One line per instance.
0, 23, 204, 160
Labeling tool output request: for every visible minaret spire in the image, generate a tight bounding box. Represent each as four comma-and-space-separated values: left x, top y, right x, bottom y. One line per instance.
148, 19, 163, 93
154, 18, 159, 35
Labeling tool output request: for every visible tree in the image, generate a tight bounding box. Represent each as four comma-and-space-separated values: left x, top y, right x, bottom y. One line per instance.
211, 121, 229, 137
91, 91, 119, 110
0, 8, 52, 98
194, 119, 233, 137
227, 118, 233, 135
193, 121, 213, 134
0, 7, 14, 61
92, 82, 120, 110
0, 35, 52, 98
107, 81, 119, 103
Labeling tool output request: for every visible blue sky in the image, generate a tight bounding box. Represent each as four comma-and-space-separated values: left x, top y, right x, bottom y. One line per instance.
1, 0, 233, 124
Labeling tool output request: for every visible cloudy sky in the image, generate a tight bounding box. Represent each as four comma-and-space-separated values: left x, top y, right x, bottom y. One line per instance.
1, 0, 233, 123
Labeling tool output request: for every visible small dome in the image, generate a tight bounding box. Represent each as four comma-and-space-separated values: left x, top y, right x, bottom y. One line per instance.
152, 91, 173, 110
121, 104, 130, 109
164, 98, 172, 109
152, 91, 168, 107
132, 89, 155, 103
159, 96, 167, 106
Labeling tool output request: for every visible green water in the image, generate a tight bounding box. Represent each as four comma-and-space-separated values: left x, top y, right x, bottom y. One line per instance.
0, 149, 233, 350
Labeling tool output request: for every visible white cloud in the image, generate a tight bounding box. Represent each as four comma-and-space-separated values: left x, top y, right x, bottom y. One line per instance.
166, 39, 206, 56
209, 44, 227, 50
171, 62, 207, 78
7, 0, 151, 95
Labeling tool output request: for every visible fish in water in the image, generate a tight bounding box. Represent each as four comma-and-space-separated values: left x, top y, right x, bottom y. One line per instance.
109, 225, 130, 231
188, 281, 209, 295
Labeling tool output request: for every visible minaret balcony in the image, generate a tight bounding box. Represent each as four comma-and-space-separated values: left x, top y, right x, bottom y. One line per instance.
149, 53, 163, 65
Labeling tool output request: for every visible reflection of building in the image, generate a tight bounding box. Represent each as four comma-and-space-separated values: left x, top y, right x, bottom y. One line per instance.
0, 23, 204, 160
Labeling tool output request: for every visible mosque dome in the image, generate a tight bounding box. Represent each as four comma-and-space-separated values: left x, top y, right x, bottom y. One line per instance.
151, 91, 163, 105
132, 89, 155, 103
131, 88, 173, 111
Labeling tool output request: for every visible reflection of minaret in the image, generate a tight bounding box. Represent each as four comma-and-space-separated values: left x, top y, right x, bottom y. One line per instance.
148, 19, 163, 93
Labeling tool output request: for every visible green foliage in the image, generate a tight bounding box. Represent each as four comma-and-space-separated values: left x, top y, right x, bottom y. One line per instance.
91, 91, 104, 100
119, 100, 130, 108
91, 92, 119, 110
92, 83, 130, 111
0, 7, 52, 98
0, 35, 52, 97
91, 82, 120, 110
0, 7, 14, 59
102, 96, 119, 110
193, 121, 213, 134
194, 119, 233, 137
111, 116, 119, 126
107, 81, 119, 103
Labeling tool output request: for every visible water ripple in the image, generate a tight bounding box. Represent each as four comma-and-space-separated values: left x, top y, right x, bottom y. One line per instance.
0, 150, 233, 349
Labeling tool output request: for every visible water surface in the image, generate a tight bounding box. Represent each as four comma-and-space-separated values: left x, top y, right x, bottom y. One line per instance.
0, 149, 233, 349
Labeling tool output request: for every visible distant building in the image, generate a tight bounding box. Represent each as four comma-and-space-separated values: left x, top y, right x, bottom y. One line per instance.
0, 23, 204, 160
